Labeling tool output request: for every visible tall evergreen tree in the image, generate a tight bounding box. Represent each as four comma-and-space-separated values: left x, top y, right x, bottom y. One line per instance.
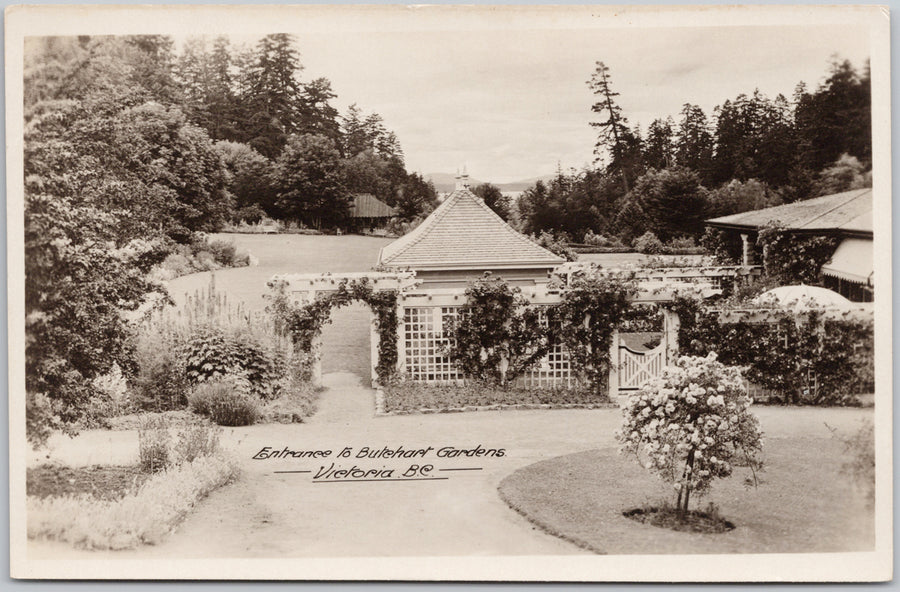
675, 103, 714, 182
587, 61, 636, 191
244, 33, 305, 158
643, 117, 675, 170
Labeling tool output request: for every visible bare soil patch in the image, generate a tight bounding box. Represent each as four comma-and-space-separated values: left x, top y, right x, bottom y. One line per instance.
623, 506, 735, 534
27, 464, 148, 501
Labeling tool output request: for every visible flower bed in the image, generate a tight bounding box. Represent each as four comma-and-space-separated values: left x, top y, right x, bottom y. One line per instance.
27, 464, 150, 502
379, 381, 616, 415
27, 452, 240, 550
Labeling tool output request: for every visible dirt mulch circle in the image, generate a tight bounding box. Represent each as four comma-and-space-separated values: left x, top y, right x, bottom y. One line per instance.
27, 464, 149, 501
623, 507, 735, 534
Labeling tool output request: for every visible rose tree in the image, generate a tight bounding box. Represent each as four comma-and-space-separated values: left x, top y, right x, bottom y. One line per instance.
617, 353, 763, 515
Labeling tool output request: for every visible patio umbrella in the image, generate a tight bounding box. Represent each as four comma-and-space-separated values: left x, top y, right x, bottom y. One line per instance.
752, 284, 854, 310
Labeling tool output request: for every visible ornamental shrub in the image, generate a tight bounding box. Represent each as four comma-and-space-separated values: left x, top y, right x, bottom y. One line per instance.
633, 231, 665, 254
182, 326, 285, 400
617, 353, 764, 514
138, 415, 171, 473
188, 380, 261, 426
533, 231, 578, 261
757, 221, 841, 285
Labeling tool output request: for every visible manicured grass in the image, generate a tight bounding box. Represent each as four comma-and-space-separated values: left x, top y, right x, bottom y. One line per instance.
498, 437, 874, 554
380, 381, 616, 414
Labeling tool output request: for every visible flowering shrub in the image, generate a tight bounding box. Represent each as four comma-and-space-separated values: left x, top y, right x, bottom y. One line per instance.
757, 221, 841, 285
183, 326, 286, 400
671, 294, 875, 405
532, 231, 578, 261
617, 353, 764, 514
137, 414, 222, 472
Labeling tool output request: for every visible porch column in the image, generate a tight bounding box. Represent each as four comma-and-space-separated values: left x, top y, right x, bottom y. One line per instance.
740, 233, 752, 266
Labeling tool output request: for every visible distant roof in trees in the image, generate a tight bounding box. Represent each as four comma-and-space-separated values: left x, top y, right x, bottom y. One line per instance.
378, 188, 564, 270
706, 188, 872, 238
350, 193, 397, 218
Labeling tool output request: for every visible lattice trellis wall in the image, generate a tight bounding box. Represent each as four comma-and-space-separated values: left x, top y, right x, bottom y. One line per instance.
402, 306, 464, 383
399, 304, 575, 387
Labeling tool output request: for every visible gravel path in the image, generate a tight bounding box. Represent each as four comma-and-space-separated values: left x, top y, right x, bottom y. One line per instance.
27, 398, 872, 559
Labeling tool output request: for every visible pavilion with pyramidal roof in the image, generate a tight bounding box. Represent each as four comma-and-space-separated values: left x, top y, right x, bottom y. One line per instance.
378, 172, 563, 288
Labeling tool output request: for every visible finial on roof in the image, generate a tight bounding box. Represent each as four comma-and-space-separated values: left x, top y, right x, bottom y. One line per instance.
454, 165, 471, 191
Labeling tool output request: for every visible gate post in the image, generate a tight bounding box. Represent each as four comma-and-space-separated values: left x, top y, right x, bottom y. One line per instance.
608, 328, 619, 400
662, 307, 680, 365
395, 299, 406, 375
370, 310, 380, 386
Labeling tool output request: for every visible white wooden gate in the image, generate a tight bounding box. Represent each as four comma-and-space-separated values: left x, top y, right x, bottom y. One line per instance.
616, 339, 666, 391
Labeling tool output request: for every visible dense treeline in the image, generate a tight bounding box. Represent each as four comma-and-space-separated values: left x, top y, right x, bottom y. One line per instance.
515, 59, 872, 245
23, 34, 436, 443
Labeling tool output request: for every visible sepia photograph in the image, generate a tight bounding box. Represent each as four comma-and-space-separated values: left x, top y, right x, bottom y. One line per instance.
6, 3, 892, 581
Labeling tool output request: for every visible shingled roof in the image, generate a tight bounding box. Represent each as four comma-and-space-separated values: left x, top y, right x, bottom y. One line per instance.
706, 188, 872, 238
350, 193, 397, 218
378, 188, 564, 270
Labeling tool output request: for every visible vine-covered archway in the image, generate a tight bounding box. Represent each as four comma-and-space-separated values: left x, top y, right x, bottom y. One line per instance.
266, 273, 419, 385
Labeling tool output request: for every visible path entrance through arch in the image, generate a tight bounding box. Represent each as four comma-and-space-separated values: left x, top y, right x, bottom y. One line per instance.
319, 302, 373, 387
315, 302, 377, 422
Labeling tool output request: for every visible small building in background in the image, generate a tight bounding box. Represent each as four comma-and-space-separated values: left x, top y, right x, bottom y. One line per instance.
349, 193, 397, 235
377, 173, 564, 287
706, 187, 873, 301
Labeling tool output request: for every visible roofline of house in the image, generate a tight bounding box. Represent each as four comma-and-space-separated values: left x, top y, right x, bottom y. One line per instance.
705, 221, 873, 240
380, 261, 562, 271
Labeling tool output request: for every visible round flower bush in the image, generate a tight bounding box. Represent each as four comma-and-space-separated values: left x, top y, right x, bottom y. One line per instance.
616, 352, 763, 515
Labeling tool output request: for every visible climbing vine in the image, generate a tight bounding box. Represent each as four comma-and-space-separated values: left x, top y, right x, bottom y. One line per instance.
548, 270, 638, 396
447, 273, 548, 386
266, 277, 400, 383
757, 221, 841, 285
670, 293, 874, 405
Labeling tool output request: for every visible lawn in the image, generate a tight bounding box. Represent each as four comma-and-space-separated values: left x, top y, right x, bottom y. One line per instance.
170, 233, 393, 385
498, 436, 874, 554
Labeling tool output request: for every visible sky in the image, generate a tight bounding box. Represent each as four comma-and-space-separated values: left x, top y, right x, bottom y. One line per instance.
231, 22, 871, 184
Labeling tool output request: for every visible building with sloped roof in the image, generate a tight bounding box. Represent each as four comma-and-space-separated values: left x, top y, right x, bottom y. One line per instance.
378, 174, 564, 287
706, 188, 873, 301
348, 193, 397, 233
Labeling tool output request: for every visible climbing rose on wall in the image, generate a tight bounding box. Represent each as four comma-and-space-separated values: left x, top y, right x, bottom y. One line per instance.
616, 352, 764, 514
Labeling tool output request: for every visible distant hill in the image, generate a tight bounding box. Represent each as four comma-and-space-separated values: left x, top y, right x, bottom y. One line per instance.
425, 173, 556, 194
